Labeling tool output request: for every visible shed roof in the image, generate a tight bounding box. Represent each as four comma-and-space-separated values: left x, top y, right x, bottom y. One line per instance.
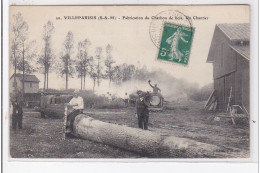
207, 23, 250, 62
230, 45, 250, 60
10, 73, 40, 82
217, 23, 250, 41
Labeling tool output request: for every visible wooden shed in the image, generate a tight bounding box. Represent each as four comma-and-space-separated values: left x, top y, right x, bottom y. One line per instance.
207, 23, 250, 113
10, 73, 41, 107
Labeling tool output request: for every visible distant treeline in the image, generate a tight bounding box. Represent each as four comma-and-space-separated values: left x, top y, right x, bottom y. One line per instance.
10, 12, 165, 92
10, 12, 213, 102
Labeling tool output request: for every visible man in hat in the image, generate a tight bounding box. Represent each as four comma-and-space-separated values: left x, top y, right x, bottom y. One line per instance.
11, 94, 23, 131
66, 90, 84, 135
136, 90, 149, 130
40, 92, 46, 118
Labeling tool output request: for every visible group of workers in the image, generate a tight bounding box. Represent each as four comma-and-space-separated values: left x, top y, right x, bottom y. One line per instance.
11, 80, 161, 134
65, 80, 161, 133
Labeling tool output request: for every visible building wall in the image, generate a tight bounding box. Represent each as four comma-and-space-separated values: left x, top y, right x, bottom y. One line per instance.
213, 51, 249, 112
9, 77, 23, 93
211, 27, 237, 80
209, 26, 250, 112
24, 82, 39, 93
214, 77, 225, 110
235, 54, 250, 112
10, 77, 39, 94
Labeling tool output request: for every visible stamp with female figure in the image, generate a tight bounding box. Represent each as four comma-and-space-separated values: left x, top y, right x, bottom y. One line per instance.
157, 23, 195, 65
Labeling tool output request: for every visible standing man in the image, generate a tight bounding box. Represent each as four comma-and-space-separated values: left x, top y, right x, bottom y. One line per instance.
136, 91, 149, 130
124, 92, 129, 107
66, 91, 84, 135
40, 92, 46, 118
148, 80, 161, 93
12, 96, 23, 131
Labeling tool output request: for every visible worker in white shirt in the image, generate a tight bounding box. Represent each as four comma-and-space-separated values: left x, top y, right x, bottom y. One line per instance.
124, 92, 129, 107
66, 91, 84, 135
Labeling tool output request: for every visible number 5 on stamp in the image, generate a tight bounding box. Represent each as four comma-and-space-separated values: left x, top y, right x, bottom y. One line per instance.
157, 22, 195, 65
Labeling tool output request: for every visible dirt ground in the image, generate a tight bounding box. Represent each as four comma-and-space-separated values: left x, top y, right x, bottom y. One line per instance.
10, 100, 249, 158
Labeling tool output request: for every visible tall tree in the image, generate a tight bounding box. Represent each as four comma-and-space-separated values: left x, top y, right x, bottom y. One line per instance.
95, 47, 103, 87
60, 31, 74, 89
16, 41, 36, 74
104, 44, 115, 86
19, 33, 37, 98
88, 56, 97, 91
11, 12, 36, 98
112, 65, 122, 85
111, 64, 136, 85
10, 12, 29, 92
124, 64, 135, 81
75, 39, 91, 90
82, 39, 91, 90
37, 21, 55, 90
37, 46, 55, 90
75, 41, 84, 90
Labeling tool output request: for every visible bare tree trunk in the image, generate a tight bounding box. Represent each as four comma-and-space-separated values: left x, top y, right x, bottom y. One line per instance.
13, 50, 17, 91
97, 60, 100, 87
80, 65, 82, 90
65, 57, 69, 90
66, 67, 68, 90
93, 79, 95, 91
109, 74, 112, 87
44, 70, 46, 91
66, 73, 68, 90
44, 43, 47, 91
83, 67, 86, 90
22, 43, 25, 101
109, 66, 111, 87
47, 68, 49, 89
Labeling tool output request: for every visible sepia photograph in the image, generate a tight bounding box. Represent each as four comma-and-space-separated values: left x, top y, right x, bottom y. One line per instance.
8, 5, 251, 159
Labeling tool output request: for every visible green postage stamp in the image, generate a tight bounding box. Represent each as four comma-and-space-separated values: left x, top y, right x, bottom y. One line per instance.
157, 22, 195, 65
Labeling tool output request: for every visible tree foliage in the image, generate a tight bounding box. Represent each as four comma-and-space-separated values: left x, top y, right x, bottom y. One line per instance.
95, 47, 103, 87
37, 21, 55, 90
104, 44, 115, 86
10, 12, 36, 96
75, 39, 91, 90
10, 12, 29, 75
16, 40, 37, 73
88, 56, 97, 91
60, 31, 74, 89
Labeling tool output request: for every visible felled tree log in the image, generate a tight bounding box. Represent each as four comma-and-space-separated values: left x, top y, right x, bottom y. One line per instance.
73, 114, 223, 158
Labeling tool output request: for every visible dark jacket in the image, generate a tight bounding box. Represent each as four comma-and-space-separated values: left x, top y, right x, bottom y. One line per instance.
12, 102, 23, 116
136, 97, 149, 115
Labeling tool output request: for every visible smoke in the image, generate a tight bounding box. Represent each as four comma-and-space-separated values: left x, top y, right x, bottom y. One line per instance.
94, 69, 212, 102
93, 80, 151, 98
42, 67, 212, 103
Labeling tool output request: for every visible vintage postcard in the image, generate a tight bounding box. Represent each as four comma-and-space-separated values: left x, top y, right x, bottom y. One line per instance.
8, 5, 251, 159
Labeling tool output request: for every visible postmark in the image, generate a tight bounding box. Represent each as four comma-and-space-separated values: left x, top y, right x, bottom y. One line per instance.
149, 10, 195, 65
157, 23, 195, 65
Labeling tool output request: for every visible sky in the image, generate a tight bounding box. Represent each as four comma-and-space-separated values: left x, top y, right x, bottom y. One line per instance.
9, 5, 250, 92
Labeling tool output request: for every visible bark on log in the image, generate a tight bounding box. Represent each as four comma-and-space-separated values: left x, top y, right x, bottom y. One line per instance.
73, 114, 223, 158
